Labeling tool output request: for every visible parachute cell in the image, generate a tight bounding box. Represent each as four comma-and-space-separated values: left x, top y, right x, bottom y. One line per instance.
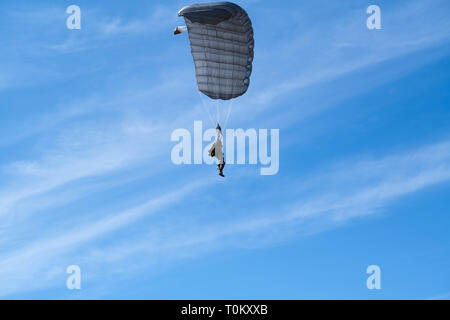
178, 2, 254, 100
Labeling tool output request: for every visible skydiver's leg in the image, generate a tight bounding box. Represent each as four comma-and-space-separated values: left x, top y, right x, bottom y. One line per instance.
218, 159, 225, 177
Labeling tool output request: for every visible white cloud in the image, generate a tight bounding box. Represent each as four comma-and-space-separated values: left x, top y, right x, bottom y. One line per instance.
0, 0, 449, 298
427, 291, 450, 300
0, 180, 209, 296
1, 138, 449, 297
98, 5, 178, 36
239, 0, 450, 119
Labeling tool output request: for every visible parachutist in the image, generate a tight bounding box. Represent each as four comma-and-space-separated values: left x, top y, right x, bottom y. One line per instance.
176, 2, 254, 177
209, 124, 226, 177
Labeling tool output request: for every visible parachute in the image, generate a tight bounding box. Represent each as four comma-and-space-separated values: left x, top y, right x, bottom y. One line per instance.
175, 2, 254, 177
176, 2, 254, 101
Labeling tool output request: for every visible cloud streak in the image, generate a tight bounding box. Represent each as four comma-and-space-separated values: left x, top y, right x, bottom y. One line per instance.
0, 0, 448, 298
1, 138, 449, 297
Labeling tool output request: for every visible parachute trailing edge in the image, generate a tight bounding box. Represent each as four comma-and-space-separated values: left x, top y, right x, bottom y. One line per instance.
177, 1, 254, 100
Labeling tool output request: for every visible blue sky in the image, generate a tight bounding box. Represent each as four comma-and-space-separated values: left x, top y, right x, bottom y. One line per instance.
0, 0, 449, 299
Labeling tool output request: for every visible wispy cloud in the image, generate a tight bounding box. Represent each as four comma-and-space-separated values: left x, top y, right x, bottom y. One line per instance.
0, 180, 210, 297
97, 5, 178, 36
237, 0, 450, 121
0, 0, 448, 299
1, 137, 449, 297
427, 291, 450, 300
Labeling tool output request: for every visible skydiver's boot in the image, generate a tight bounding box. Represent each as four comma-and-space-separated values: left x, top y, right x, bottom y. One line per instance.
218, 161, 225, 177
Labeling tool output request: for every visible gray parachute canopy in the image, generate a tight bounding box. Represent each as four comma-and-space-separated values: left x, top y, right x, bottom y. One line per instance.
178, 2, 254, 100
